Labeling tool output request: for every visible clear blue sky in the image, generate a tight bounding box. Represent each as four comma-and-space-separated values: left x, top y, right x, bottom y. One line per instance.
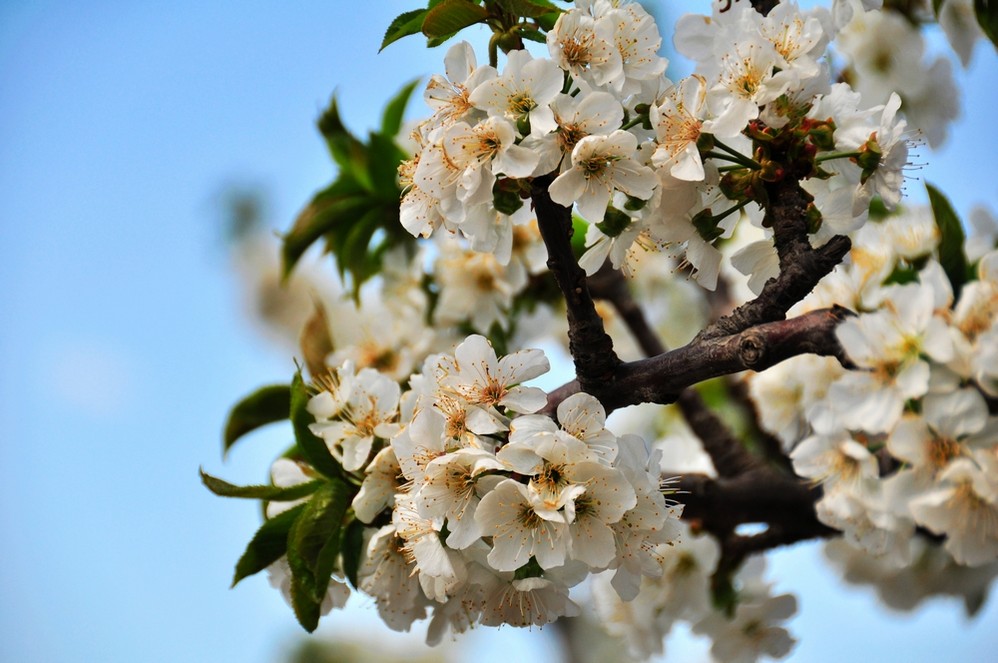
1, 2, 996, 662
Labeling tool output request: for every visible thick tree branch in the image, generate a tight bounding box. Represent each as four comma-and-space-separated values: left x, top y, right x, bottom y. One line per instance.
671, 470, 835, 586
530, 174, 620, 397
696, 181, 851, 342
541, 305, 850, 417
588, 262, 664, 356
587, 257, 838, 558
675, 473, 827, 532
601, 305, 851, 412
589, 264, 759, 478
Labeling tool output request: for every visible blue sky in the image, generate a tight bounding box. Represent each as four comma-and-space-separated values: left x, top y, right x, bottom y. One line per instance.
1, 2, 996, 662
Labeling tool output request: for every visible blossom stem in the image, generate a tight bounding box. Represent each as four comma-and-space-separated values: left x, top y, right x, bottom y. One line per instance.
620, 116, 645, 131
488, 33, 500, 69
704, 149, 761, 170
815, 150, 862, 163
713, 199, 751, 224
712, 138, 763, 168
561, 73, 574, 95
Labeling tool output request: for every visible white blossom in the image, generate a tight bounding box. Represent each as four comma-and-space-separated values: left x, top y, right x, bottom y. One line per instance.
549, 130, 657, 222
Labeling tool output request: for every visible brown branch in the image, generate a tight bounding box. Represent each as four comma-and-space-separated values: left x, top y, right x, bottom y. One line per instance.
719, 1, 780, 17
696, 180, 852, 342
750, 0, 780, 16
601, 306, 851, 412
726, 377, 796, 474
541, 306, 850, 417
587, 263, 837, 561
587, 261, 664, 356
589, 264, 759, 477
676, 389, 760, 478
672, 469, 835, 590
530, 174, 620, 399
675, 472, 832, 537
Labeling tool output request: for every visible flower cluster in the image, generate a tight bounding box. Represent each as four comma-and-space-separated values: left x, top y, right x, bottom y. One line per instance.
748, 208, 998, 571
265, 334, 682, 638
208, 0, 998, 659
401, 1, 920, 291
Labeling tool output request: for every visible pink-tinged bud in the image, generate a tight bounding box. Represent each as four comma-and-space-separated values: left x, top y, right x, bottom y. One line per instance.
807, 120, 836, 151
745, 120, 775, 142
760, 160, 785, 183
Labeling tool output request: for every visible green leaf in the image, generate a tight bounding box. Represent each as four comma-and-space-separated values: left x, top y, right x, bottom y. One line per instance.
282, 184, 372, 279
200, 468, 323, 501
926, 182, 969, 299
286, 481, 351, 631
317, 97, 370, 184
290, 482, 351, 588
381, 9, 429, 51
337, 207, 385, 296
493, 0, 562, 18
519, 27, 547, 44
290, 371, 343, 480
231, 503, 306, 587
570, 214, 588, 258
223, 384, 291, 456
422, 0, 489, 39
933, 0, 945, 16
366, 132, 407, 196
288, 575, 322, 632
380, 79, 421, 137
975, 0, 998, 49
535, 10, 561, 31
340, 519, 366, 590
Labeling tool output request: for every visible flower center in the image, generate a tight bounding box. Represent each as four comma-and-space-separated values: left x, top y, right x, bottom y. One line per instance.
927, 436, 961, 470
509, 93, 536, 116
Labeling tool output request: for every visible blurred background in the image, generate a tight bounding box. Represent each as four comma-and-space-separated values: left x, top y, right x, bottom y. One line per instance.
2, 1, 997, 661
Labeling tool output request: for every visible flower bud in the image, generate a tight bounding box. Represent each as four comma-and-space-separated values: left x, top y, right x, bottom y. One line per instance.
855, 134, 883, 183
696, 132, 716, 153
807, 119, 837, 151
493, 179, 525, 216
692, 208, 724, 242
595, 206, 632, 237
806, 203, 823, 234
745, 120, 775, 142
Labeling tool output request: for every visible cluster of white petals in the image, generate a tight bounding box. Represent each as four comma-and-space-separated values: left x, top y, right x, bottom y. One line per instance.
221, 1, 998, 660
291, 335, 683, 637
743, 209, 998, 578
397, 0, 928, 293
593, 547, 797, 663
